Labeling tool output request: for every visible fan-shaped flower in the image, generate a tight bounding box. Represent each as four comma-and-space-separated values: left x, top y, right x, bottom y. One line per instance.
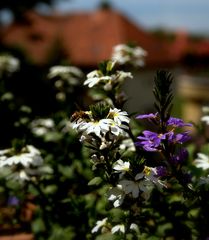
0, 145, 43, 168
111, 224, 125, 234
91, 218, 108, 233
194, 153, 209, 170
108, 108, 130, 125
136, 130, 166, 151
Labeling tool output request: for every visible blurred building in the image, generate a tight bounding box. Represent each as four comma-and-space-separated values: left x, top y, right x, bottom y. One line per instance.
1, 8, 209, 67
0, 9, 190, 67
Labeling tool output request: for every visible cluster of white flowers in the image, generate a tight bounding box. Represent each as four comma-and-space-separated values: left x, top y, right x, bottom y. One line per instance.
72, 107, 130, 139
0, 145, 44, 182
48, 65, 83, 84
72, 43, 148, 237
111, 44, 147, 67
48, 65, 84, 101
0, 54, 20, 77
84, 61, 132, 91
91, 217, 139, 235
108, 164, 166, 207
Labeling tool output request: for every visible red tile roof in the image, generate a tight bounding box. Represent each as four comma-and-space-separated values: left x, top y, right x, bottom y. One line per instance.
60, 9, 172, 67
1, 11, 61, 65
1, 9, 209, 68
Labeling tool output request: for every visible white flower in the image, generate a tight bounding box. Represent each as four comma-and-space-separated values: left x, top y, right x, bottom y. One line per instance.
194, 153, 209, 170
0, 145, 44, 183
48, 65, 83, 79
197, 175, 209, 185
0, 148, 11, 157
135, 166, 157, 181
9, 170, 30, 181
84, 69, 132, 89
113, 159, 130, 173
107, 186, 125, 207
108, 108, 130, 125
91, 217, 108, 233
116, 71, 133, 82
202, 106, 209, 114
135, 166, 166, 190
113, 167, 165, 201
31, 128, 48, 136
112, 44, 132, 64
48, 65, 83, 92
119, 179, 140, 198
138, 180, 154, 200
107, 108, 130, 136
133, 47, 148, 66
0, 54, 20, 76
79, 118, 113, 138
103, 81, 112, 91
130, 223, 139, 232
84, 70, 111, 88
119, 138, 135, 152
0, 145, 43, 168
9, 168, 49, 182
71, 107, 129, 139
77, 119, 127, 138
111, 44, 147, 67
201, 116, 209, 125
56, 92, 66, 101
108, 121, 128, 137
111, 224, 125, 234
30, 118, 55, 136
99, 137, 112, 150
54, 80, 63, 88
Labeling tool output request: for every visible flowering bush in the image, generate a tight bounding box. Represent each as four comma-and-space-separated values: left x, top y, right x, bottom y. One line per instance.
0, 45, 209, 239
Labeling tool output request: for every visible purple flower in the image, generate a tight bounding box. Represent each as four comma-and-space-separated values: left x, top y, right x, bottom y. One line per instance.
170, 148, 188, 164
156, 166, 167, 177
135, 130, 166, 151
167, 131, 191, 144
167, 117, 192, 128
136, 113, 158, 120
7, 196, 20, 206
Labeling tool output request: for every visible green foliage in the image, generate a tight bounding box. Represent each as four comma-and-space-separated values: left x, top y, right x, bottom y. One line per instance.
0, 51, 209, 240
0, 0, 67, 22
90, 102, 110, 121
98, 60, 115, 76
153, 70, 173, 129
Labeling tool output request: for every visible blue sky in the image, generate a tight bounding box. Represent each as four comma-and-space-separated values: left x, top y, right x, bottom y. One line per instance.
53, 0, 209, 35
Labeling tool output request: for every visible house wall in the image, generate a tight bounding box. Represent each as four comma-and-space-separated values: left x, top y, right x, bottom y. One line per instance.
123, 68, 182, 116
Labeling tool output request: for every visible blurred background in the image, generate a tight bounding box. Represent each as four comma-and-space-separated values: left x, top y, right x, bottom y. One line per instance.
1, 0, 209, 123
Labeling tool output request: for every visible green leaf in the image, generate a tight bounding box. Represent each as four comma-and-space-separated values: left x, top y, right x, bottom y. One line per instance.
96, 233, 117, 240
58, 165, 74, 178
43, 184, 58, 194
106, 60, 115, 73
88, 177, 103, 186
44, 131, 62, 142
31, 218, 46, 233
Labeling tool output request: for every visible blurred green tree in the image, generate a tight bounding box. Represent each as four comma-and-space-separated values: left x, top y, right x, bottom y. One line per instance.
0, 0, 68, 22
